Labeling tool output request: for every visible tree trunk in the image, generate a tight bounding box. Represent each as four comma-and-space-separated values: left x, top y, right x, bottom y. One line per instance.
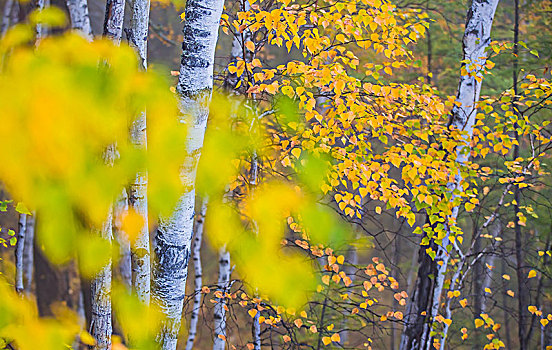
151, 0, 224, 347
213, 247, 231, 350
66, 0, 93, 40
185, 199, 207, 350
1, 0, 15, 36
127, 0, 152, 305
114, 189, 132, 289
23, 213, 35, 295
400, 0, 499, 349
90, 210, 114, 350
15, 213, 27, 294
103, 0, 125, 43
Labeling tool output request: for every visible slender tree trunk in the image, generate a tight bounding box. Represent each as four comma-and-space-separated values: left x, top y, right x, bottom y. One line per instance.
103, 0, 125, 43
34, 0, 46, 43
340, 244, 357, 346
185, 200, 207, 350
1, 0, 15, 36
213, 247, 231, 350
400, 0, 499, 348
479, 223, 500, 314
127, 0, 152, 305
391, 236, 400, 350
253, 312, 261, 350
66, 0, 93, 40
502, 257, 512, 349
90, 209, 114, 350
151, 0, 224, 347
15, 213, 27, 294
23, 213, 35, 295
511, 1, 529, 348
89, 3, 126, 342
114, 190, 132, 289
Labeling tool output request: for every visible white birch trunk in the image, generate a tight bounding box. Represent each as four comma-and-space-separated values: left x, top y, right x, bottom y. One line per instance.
103, 0, 125, 44
1, 0, 14, 37
127, 0, 152, 305
35, 0, 49, 43
89, 6, 126, 344
152, 0, 224, 347
66, 0, 93, 40
91, 209, 114, 350
114, 189, 132, 288
15, 213, 27, 294
185, 199, 208, 350
400, 1, 499, 349
23, 213, 35, 295
213, 247, 231, 350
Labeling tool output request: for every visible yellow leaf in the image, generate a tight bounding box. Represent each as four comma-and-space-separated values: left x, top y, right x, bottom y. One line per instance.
502, 274, 510, 280
281, 85, 294, 98
80, 331, 96, 346
474, 319, 484, 328
294, 318, 303, 328
541, 319, 549, 327
245, 40, 255, 52
291, 148, 301, 159
528, 306, 538, 314
322, 337, 332, 346
375, 206, 382, 214
336, 255, 345, 264
248, 309, 257, 318
459, 299, 467, 308
331, 333, 341, 342
528, 270, 537, 278
507, 290, 515, 297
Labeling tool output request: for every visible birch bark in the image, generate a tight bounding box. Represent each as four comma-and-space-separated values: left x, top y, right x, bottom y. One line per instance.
213, 247, 231, 350
151, 0, 224, 347
127, 0, 152, 304
103, 0, 125, 43
89, 3, 127, 345
114, 190, 132, 288
66, 0, 93, 40
90, 209, 114, 350
15, 213, 27, 294
1, 0, 15, 36
400, 0, 499, 348
185, 199, 207, 350
23, 213, 35, 294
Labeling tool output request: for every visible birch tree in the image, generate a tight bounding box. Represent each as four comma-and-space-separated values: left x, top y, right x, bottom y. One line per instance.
1, 0, 17, 36
151, 0, 225, 347
400, 0, 499, 348
90, 210, 114, 350
66, 0, 93, 40
90, 2, 127, 347
15, 213, 27, 294
23, 213, 35, 295
185, 200, 208, 350
127, 0, 152, 304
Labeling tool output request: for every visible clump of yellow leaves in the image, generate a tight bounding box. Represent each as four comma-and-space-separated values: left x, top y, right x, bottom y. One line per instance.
0, 24, 186, 273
